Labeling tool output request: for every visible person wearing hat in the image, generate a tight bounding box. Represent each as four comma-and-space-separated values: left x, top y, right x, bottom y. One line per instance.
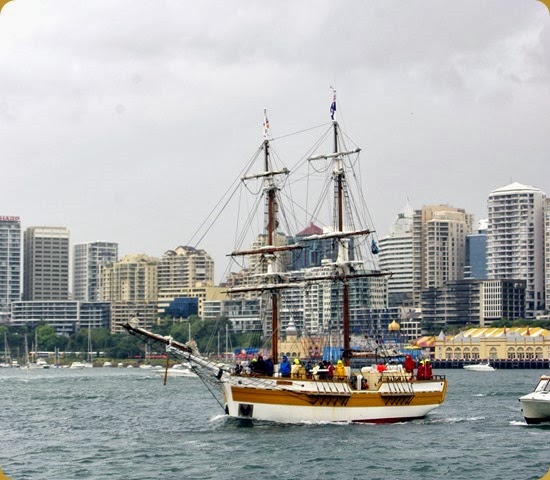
334, 359, 347, 380
291, 358, 305, 378
417, 359, 426, 380
280, 355, 291, 378
424, 359, 433, 380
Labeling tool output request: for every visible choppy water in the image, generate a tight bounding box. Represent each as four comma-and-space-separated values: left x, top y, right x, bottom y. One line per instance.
0, 367, 549, 480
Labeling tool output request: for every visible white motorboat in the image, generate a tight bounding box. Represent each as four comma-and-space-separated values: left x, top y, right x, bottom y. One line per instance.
154, 363, 197, 378
463, 362, 495, 372
103, 361, 113, 368
519, 375, 550, 424
69, 361, 85, 370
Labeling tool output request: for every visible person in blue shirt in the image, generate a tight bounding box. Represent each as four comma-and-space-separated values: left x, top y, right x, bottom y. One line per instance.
280, 355, 291, 377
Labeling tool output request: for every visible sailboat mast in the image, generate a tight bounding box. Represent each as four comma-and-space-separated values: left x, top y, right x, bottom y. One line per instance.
332, 121, 351, 365
264, 138, 279, 363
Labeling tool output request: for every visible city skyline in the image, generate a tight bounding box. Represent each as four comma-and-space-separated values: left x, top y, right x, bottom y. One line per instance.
2, 179, 546, 286
1, 1, 549, 283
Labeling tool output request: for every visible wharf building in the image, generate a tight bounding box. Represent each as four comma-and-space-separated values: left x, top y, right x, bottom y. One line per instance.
433, 327, 550, 366
100, 254, 158, 333
486, 182, 546, 318
0, 216, 21, 322
73, 241, 118, 302
23, 226, 70, 301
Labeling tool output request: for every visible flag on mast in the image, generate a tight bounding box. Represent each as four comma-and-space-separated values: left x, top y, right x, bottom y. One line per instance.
330, 88, 337, 120
263, 108, 270, 138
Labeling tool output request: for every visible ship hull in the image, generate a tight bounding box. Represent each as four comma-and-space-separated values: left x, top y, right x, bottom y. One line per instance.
222, 377, 447, 423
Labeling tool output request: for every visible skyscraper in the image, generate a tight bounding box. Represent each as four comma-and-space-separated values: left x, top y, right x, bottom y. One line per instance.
23, 226, 70, 301
487, 182, 546, 317
412, 205, 473, 306
73, 241, 118, 302
379, 202, 414, 308
0, 216, 21, 321
465, 219, 488, 280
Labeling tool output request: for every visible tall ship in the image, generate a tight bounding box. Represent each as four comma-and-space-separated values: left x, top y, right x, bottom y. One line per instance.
124, 93, 447, 423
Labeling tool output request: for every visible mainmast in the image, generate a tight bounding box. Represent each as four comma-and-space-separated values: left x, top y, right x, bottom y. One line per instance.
333, 120, 351, 365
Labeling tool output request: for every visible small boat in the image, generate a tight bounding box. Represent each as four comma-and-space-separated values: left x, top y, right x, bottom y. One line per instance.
69, 361, 85, 370
519, 375, 550, 424
154, 363, 197, 378
103, 361, 113, 368
463, 362, 495, 372
117, 362, 124, 368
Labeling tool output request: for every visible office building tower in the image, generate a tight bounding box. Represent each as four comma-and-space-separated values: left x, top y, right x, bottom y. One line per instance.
73, 241, 118, 302
544, 197, 550, 314
412, 205, 473, 306
0, 216, 21, 321
379, 203, 414, 307
100, 254, 158, 333
23, 226, 70, 301
487, 182, 546, 317
465, 219, 488, 280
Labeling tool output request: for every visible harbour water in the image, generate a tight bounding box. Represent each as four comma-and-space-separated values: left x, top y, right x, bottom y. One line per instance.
1, 367, 549, 480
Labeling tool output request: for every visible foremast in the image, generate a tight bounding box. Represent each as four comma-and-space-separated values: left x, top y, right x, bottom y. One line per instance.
229, 113, 290, 365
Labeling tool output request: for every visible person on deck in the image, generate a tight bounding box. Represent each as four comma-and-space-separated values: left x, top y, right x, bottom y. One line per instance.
264, 357, 274, 377
334, 359, 347, 380
424, 359, 433, 380
417, 360, 426, 380
280, 355, 291, 377
251, 355, 267, 376
327, 361, 334, 379
404, 354, 416, 375
291, 358, 303, 378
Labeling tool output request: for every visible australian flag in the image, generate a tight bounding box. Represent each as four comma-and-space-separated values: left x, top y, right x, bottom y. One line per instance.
330, 98, 336, 120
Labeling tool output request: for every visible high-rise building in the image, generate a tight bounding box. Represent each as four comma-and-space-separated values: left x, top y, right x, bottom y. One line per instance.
487, 182, 546, 317
23, 226, 70, 301
544, 198, 550, 313
412, 205, 473, 306
465, 219, 488, 280
73, 241, 118, 302
100, 254, 158, 333
157, 246, 214, 291
379, 202, 414, 308
0, 216, 21, 321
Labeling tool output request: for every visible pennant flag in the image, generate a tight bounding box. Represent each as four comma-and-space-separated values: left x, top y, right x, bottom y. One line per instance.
263, 108, 270, 138
330, 88, 336, 120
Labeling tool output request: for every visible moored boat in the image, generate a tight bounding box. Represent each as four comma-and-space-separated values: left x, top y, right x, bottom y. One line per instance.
122, 93, 447, 423
519, 374, 550, 424
154, 363, 197, 378
463, 362, 495, 372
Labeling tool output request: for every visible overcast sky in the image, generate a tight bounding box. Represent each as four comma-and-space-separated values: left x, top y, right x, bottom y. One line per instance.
1, 0, 549, 282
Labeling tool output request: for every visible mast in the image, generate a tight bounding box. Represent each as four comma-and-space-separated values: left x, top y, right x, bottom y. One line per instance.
332, 120, 351, 366
264, 137, 279, 363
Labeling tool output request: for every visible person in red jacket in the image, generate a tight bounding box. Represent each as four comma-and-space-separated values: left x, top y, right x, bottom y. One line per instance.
417, 360, 426, 380
424, 359, 433, 380
404, 354, 416, 375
